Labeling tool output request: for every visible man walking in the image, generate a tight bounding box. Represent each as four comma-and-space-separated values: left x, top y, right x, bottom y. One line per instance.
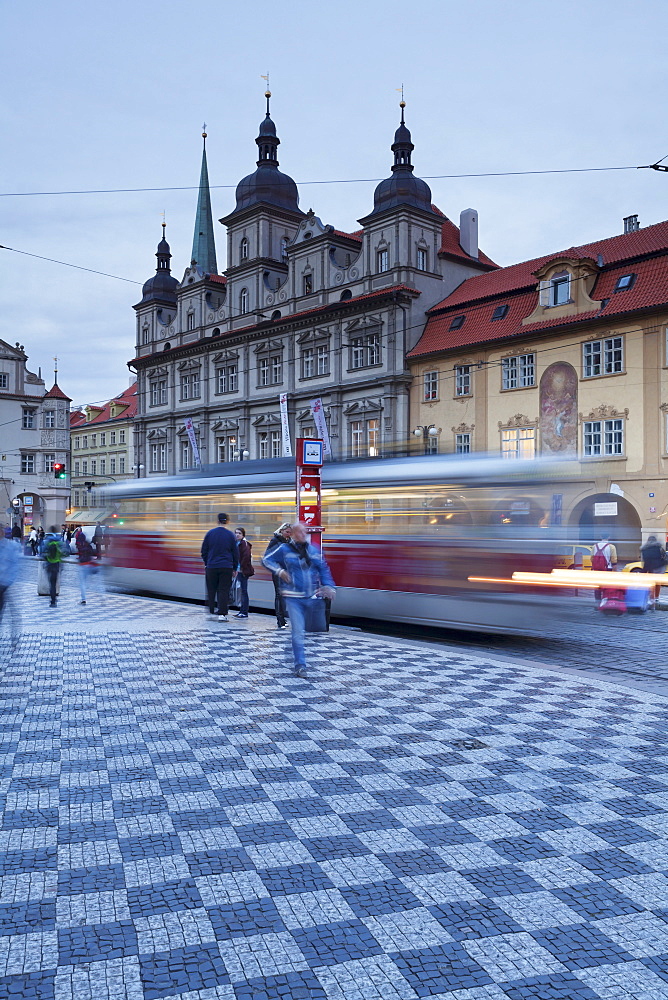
201, 513, 237, 622
263, 521, 336, 678
40, 525, 68, 607
233, 527, 254, 619
263, 522, 292, 628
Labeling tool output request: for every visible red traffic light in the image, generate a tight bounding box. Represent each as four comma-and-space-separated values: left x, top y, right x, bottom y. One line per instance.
53, 463, 67, 479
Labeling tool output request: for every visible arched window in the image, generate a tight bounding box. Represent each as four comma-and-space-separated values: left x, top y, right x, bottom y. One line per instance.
340, 289, 352, 301
239, 288, 248, 314
240, 238, 249, 261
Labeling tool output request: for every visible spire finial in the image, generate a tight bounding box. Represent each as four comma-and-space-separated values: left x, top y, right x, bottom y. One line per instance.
397, 84, 406, 124
261, 73, 271, 115
202, 122, 207, 145
53, 355, 58, 383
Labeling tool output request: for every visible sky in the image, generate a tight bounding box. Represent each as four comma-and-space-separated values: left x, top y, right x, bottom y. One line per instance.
1, 0, 667, 407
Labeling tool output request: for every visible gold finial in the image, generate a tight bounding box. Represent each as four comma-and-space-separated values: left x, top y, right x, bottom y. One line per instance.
202, 121, 207, 140
261, 73, 271, 112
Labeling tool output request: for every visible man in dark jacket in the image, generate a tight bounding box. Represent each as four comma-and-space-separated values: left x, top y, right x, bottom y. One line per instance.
641, 534, 667, 609
263, 522, 292, 628
201, 513, 238, 621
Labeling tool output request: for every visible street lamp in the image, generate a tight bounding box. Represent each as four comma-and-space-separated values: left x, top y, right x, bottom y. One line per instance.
132, 464, 145, 478
233, 447, 250, 461
413, 424, 440, 453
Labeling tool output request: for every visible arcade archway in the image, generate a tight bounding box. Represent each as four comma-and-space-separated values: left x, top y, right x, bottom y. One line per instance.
569, 492, 642, 562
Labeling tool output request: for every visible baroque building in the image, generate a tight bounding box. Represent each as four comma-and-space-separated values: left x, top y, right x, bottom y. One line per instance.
408, 217, 668, 555
129, 98, 496, 473
0, 343, 71, 531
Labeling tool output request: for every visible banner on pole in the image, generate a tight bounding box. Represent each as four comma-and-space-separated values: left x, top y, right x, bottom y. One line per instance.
310, 398, 332, 457
183, 417, 201, 467
279, 393, 292, 457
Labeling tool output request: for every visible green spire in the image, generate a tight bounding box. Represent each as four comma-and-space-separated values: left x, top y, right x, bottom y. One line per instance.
191, 128, 218, 274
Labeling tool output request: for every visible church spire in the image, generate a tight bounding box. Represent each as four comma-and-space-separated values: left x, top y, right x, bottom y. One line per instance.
191, 127, 218, 274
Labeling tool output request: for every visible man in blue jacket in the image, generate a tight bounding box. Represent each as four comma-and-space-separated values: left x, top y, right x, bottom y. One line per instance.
201, 513, 238, 622
263, 521, 336, 677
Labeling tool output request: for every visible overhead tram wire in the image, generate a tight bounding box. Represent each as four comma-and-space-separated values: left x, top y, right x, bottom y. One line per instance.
0, 245, 142, 285
0, 161, 658, 198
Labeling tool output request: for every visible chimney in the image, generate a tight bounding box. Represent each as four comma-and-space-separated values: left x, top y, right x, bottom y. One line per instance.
459, 209, 478, 259
623, 214, 639, 234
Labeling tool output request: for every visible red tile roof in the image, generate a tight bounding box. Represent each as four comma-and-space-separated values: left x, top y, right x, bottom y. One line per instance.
333, 229, 363, 242
438, 218, 498, 270
207, 274, 227, 284
71, 383, 138, 426
409, 220, 668, 357
70, 411, 86, 427
44, 382, 71, 401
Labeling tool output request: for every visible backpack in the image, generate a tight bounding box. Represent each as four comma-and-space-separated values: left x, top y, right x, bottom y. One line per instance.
44, 538, 62, 564
591, 543, 610, 571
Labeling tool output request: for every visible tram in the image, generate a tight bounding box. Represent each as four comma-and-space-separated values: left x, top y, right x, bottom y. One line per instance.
106, 454, 566, 634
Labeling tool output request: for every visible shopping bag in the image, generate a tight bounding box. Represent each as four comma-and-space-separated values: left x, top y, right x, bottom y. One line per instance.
228, 578, 241, 608
304, 597, 327, 633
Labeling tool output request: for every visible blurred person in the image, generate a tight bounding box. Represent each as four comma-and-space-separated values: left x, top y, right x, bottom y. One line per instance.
233, 527, 254, 619
591, 533, 617, 571
40, 525, 69, 607
28, 527, 38, 556
0, 523, 20, 621
93, 524, 104, 558
263, 522, 293, 628
37, 527, 45, 543
263, 521, 336, 678
102, 525, 111, 553
201, 512, 237, 622
641, 534, 667, 609
11, 523, 22, 545
76, 530, 101, 605
60, 524, 68, 540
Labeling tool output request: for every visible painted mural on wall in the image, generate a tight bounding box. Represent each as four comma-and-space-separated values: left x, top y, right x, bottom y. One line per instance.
540, 362, 578, 454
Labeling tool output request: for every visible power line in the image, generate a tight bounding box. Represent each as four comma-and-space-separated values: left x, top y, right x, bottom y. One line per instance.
0, 163, 647, 199
0, 245, 142, 285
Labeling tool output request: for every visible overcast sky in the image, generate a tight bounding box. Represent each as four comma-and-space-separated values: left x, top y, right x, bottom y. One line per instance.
2, 0, 666, 407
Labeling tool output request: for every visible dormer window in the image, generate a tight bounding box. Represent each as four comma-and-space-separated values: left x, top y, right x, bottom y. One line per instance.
614, 273, 636, 292
240, 238, 249, 261
491, 304, 509, 321
550, 272, 570, 306
449, 315, 465, 331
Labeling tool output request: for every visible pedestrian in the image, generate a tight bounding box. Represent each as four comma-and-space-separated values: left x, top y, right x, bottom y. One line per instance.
93, 524, 104, 558
641, 534, 667, 609
66, 527, 73, 544
263, 521, 336, 678
263, 522, 293, 628
76, 529, 101, 605
102, 525, 110, 553
201, 512, 238, 622
233, 527, 254, 619
60, 523, 68, 540
37, 527, 45, 543
591, 533, 617, 571
11, 523, 22, 545
0, 523, 20, 622
39, 525, 69, 607
29, 527, 38, 556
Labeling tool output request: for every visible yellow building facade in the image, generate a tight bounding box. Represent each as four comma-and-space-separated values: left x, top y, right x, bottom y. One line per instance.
408, 219, 668, 559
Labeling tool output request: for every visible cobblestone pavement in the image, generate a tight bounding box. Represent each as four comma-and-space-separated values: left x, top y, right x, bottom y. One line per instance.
2, 560, 668, 999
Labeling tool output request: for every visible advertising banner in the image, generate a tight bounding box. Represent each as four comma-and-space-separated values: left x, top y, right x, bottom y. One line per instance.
309, 398, 332, 457
279, 393, 292, 457
183, 418, 201, 467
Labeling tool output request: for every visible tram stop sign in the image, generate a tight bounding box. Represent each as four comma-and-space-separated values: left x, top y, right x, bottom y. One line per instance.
296, 438, 324, 548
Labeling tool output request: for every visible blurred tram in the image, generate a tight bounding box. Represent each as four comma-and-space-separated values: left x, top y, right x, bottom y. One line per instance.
106, 454, 566, 635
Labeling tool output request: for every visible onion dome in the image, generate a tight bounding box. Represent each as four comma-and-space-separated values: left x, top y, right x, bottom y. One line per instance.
140, 224, 178, 303
228, 91, 304, 218
366, 101, 435, 218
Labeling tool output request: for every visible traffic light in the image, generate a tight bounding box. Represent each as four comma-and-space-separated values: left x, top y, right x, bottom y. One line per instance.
53, 463, 67, 479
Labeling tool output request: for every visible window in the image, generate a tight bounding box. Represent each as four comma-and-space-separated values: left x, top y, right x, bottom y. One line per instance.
259, 432, 269, 459
119, 430, 125, 444
91, 460, 97, 475
74, 461, 80, 475
110, 431, 116, 444
82, 460, 88, 474
150, 442, 167, 472
302, 347, 314, 379
583, 419, 624, 457
91, 434, 96, 447
302, 425, 316, 440
377, 249, 389, 273
502, 353, 535, 390
240, 237, 249, 261
492, 304, 509, 321
302, 274, 313, 296
351, 418, 380, 458
110, 458, 116, 475
150, 379, 167, 405
82, 435, 88, 448
44, 410, 55, 428
456, 433, 471, 454
21, 453, 35, 473
0, 373, 7, 389
22, 409, 36, 429
100, 433, 105, 446
280, 237, 289, 262
259, 356, 282, 386
416, 248, 427, 271
180, 372, 200, 400
239, 288, 248, 314
44, 453, 55, 472
455, 365, 472, 396
350, 333, 380, 369
81, 491, 88, 508
119, 457, 126, 474
217, 364, 238, 393
217, 436, 237, 463
317, 345, 329, 376
550, 273, 570, 306
583, 336, 624, 378
614, 273, 636, 292
100, 459, 106, 475
501, 427, 536, 459
74, 437, 80, 449
187, 312, 195, 331
73, 491, 79, 507
449, 315, 465, 331
271, 430, 281, 458
142, 325, 150, 345
424, 371, 438, 401
181, 441, 191, 469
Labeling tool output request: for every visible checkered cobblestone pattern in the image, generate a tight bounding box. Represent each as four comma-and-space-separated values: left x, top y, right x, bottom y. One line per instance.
2, 579, 668, 997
